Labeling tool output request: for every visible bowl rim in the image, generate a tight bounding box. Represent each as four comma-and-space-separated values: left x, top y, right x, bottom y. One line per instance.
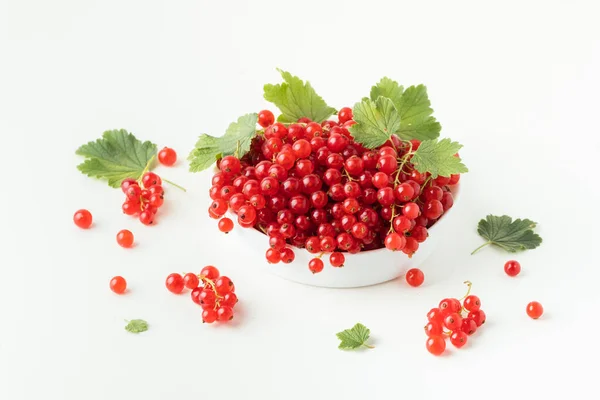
230, 181, 461, 256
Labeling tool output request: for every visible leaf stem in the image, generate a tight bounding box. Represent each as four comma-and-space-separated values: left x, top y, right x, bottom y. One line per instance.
471, 242, 491, 255
362, 343, 375, 349
162, 178, 187, 192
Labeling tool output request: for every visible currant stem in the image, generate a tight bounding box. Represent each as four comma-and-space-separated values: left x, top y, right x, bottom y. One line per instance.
362, 343, 375, 349
471, 242, 491, 255
162, 178, 187, 192
459, 281, 473, 301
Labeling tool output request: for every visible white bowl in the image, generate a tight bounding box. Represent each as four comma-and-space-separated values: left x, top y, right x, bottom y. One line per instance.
230, 184, 461, 288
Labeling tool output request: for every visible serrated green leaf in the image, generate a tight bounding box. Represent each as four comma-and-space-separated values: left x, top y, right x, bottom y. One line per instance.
370, 77, 404, 105
263, 69, 336, 123
188, 113, 258, 172
76, 129, 157, 188
395, 84, 441, 141
336, 323, 374, 350
410, 138, 468, 178
349, 97, 401, 149
472, 215, 542, 254
125, 319, 148, 334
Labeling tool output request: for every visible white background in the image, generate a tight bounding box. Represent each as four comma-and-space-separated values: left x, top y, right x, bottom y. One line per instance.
1, 1, 599, 399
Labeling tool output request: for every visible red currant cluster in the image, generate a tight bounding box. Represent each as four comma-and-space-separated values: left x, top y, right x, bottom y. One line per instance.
208, 108, 459, 274
120, 172, 165, 225
165, 266, 238, 324
424, 281, 486, 356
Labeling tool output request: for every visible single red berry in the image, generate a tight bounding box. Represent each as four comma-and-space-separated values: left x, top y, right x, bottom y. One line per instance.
461, 318, 478, 335
258, 110, 275, 127
463, 295, 481, 312
222, 292, 238, 308
424, 322, 443, 337
450, 331, 468, 348
329, 252, 345, 267
439, 298, 461, 315
110, 276, 127, 294
165, 273, 185, 294
426, 336, 446, 356
202, 308, 218, 323
468, 310, 486, 326
427, 308, 444, 325
183, 273, 200, 289
504, 260, 521, 277
217, 306, 234, 322
384, 233, 406, 251
280, 248, 295, 263
266, 248, 281, 263
142, 172, 161, 188
526, 301, 544, 319
116, 229, 134, 248
338, 107, 353, 123
158, 147, 177, 166
443, 313, 463, 331
220, 155, 242, 175
308, 258, 324, 274
405, 268, 424, 287
200, 265, 220, 280
218, 217, 234, 233
73, 209, 93, 229
139, 210, 155, 225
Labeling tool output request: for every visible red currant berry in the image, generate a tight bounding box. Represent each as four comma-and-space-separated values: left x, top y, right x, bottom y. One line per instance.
217, 306, 234, 322
450, 331, 468, 348
329, 252, 345, 267
110, 276, 127, 294
165, 273, 185, 294
439, 298, 461, 315
424, 322, 443, 337
504, 260, 521, 277
200, 266, 220, 280
158, 147, 177, 166
215, 276, 234, 295
280, 247, 295, 263
338, 107, 353, 123
116, 229, 134, 248
222, 292, 238, 308
377, 155, 397, 174
202, 309, 218, 324
73, 209, 93, 229
142, 172, 161, 188
405, 268, 424, 287
139, 210, 155, 225
191, 287, 203, 305
308, 258, 324, 274
464, 295, 481, 312
526, 301, 543, 319
426, 336, 446, 356
402, 202, 420, 219
218, 217, 234, 233
423, 199, 443, 220
468, 310, 486, 326
266, 248, 281, 263
443, 313, 463, 331
183, 273, 200, 289
384, 233, 406, 251
427, 308, 444, 325
461, 318, 478, 335
258, 110, 275, 128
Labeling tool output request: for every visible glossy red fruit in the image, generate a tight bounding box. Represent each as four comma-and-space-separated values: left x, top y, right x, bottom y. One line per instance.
258, 110, 275, 127
450, 331, 468, 348
526, 301, 544, 319
329, 252, 345, 267
158, 147, 177, 166
504, 260, 521, 277
468, 310, 486, 326
443, 313, 463, 331
217, 306, 234, 322
200, 265, 220, 280
73, 209, 93, 229
405, 268, 424, 287
165, 273, 185, 294
202, 309, 218, 323
110, 276, 127, 294
183, 273, 200, 289
116, 229, 134, 248
426, 336, 446, 356
461, 318, 478, 335
308, 258, 324, 274
463, 295, 481, 312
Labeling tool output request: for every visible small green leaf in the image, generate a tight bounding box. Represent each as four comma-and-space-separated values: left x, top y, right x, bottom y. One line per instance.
336, 323, 374, 350
472, 215, 543, 254
125, 319, 149, 334
395, 84, 441, 141
349, 97, 401, 149
76, 129, 157, 188
410, 138, 468, 178
188, 113, 258, 172
370, 77, 404, 105
263, 69, 336, 123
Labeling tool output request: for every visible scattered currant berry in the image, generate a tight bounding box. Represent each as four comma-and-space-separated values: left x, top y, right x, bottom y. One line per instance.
73, 209, 93, 229
258, 110, 275, 128
165, 273, 185, 294
450, 331, 468, 348
405, 268, 424, 287
308, 258, 324, 274
200, 265, 219, 280
110, 276, 127, 294
329, 252, 345, 267
218, 217, 234, 233
158, 147, 177, 166
526, 301, 543, 319
463, 295, 481, 312
116, 229, 134, 248
504, 260, 521, 277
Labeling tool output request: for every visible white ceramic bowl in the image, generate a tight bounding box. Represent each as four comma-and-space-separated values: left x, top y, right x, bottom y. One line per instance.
229, 184, 461, 288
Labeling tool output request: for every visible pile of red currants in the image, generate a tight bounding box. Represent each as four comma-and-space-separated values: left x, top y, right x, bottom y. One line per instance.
208, 108, 460, 273
120, 172, 165, 225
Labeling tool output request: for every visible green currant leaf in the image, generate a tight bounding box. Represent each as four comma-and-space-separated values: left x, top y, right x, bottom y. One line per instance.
370, 77, 404, 106
349, 97, 401, 149
188, 113, 258, 173
263, 69, 336, 123
336, 323, 374, 350
394, 84, 441, 141
410, 138, 468, 178
124, 319, 148, 334
76, 129, 157, 188
472, 215, 543, 254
